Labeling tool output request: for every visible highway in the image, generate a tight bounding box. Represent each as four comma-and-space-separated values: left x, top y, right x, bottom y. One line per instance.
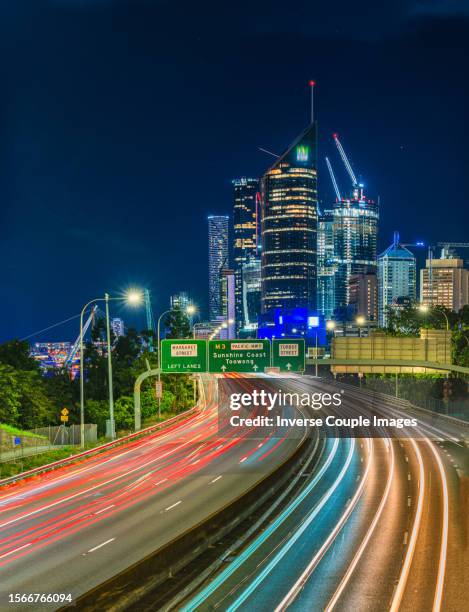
0, 373, 467, 612
0, 375, 306, 611
181, 375, 469, 612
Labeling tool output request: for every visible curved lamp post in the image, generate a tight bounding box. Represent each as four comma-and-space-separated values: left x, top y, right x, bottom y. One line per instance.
80, 290, 143, 448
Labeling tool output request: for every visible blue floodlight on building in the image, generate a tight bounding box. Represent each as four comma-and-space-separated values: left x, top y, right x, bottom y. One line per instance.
258, 308, 326, 346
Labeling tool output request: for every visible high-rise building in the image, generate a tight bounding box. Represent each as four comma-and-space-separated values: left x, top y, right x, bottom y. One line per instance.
233, 178, 259, 334
260, 123, 318, 314
333, 186, 379, 312
378, 232, 416, 326
208, 215, 229, 320
317, 207, 336, 320
348, 272, 378, 322
170, 292, 192, 311
111, 318, 125, 338
239, 255, 261, 337
420, 253, 469, 312
219, 268, 236, 338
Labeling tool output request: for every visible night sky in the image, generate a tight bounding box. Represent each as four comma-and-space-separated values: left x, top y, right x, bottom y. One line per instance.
1, 0, 468, 342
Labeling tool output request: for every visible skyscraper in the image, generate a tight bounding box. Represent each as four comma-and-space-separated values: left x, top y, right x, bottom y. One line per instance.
111, 318, 125, 338
219, 268, 236, 338
208, 215, 229, 320
348, 272, 378, 321
260, 123, 318, 314
378, 231, 416, 326
333, 186, 379, 312
170, 291, 192, 311
317, 207, 336, 320
233, 178, 259, 333
420, 252, 469, 312
239, 255, 261, 337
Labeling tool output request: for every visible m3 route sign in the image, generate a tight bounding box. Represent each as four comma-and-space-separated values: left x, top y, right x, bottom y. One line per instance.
208, 340, 271, 373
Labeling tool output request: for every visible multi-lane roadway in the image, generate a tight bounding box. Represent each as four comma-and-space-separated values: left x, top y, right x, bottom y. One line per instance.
181, 375, 468, 612
0, 373, 467, 612
0, 376, 305, 610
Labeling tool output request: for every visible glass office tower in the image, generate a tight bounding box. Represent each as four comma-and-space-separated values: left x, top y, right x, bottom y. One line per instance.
233, 178, 259, 333
333, 186, 379, 311
208, 215, 229, 320
260, 123, 318, 313
317, 207, 336, 320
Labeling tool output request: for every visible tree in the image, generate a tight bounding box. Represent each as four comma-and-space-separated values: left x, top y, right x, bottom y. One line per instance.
164, 307, 191, 339
114, 396, 134, 431
84, 399, 109, 435
0, 340, 39, 371
385, 304, 421, 336
0, 365, 22, 426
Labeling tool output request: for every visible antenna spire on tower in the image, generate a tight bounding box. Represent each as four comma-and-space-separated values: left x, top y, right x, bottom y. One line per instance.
309, 80, 315, 123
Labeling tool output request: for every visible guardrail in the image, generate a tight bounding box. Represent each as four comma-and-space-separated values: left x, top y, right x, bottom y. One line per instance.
0, 405, 201, 488
321, 377, 469, 431
306, 358, 469, 376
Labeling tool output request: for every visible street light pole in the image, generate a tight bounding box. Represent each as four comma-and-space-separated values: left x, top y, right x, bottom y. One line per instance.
157, 309, 172, 421
80, 299, 99, 449
105, 293, 115, 440
79, 290, 143, 448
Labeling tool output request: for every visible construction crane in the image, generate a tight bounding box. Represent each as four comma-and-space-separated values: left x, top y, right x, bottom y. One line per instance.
333, 133, 358, 187
64, 305, 98, 369
437, 242, 469, 257
144, 289, 156, 352
325, 156, 342, 201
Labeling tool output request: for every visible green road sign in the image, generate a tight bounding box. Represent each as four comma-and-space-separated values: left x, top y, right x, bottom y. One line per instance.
208, 340, 271, 373
161, 339, 207, 373
272, 339, 305, 372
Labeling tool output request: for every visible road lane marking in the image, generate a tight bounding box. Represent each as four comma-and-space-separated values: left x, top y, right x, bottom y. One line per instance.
0, 543, 32, 559
94, 505, 115, 515
182, 438, 341, 612
87, 538, 115, 553
390, 439, 425, 612
154, 478, 168, 486
0, 438, 196, 530
321, 438, 394, 612
426, 440, 449, 612
210, 476, 222, 484
231, 439, 357, 612
165, 501, 182, 512
239, 457, 247, 463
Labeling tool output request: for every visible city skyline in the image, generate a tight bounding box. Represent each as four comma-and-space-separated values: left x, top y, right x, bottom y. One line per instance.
1, 1, 468, 342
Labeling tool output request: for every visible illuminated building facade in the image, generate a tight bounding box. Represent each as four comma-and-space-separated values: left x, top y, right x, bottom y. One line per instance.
333, 186, 379, 312
261, 123, 318, 316
219, 268, 236, 338
420, 254, 469, 312
317, 208, 336, 320
348, 272, 378, 321
239, 255, 261, 337
111, 318, 125, 338
233, 177, 259, 334
378, 232, 416, 326
208, 215, 229, 320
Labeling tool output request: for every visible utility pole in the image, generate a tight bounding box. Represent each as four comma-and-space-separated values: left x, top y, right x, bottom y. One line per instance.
105, 293, 115, 440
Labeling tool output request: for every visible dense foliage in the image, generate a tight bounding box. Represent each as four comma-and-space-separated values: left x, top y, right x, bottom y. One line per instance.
0, 308, 194, 435
385, 303, 469, 367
